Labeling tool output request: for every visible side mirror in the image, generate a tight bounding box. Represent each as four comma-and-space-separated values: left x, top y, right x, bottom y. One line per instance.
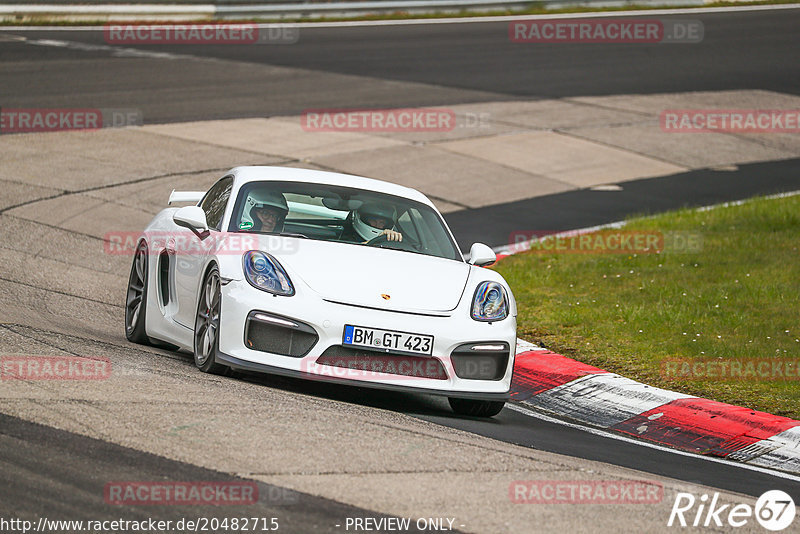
468, 243, 496, 267
173, 206, 208, 232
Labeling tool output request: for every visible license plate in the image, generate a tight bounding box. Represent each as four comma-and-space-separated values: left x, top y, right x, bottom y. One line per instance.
343, 325, 433, 356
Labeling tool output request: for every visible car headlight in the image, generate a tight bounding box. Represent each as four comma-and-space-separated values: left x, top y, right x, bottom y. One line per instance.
471, 281, 508, 322
243, 251, 294, 296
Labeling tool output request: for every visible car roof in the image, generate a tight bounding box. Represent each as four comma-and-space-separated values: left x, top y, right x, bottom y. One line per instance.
230, 166, 434, 208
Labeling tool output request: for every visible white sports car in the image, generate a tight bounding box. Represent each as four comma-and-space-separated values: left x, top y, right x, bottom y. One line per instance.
125, 166, 517, 417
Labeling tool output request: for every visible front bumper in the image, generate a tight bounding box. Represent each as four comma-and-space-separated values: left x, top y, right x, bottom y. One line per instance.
216, 351, 510, 401
218, 279, 516, 400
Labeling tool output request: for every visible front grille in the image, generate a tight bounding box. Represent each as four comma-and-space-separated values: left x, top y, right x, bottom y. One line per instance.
317, 346, 448, 380
245, 312, 318, 358
450, 342, 509, 380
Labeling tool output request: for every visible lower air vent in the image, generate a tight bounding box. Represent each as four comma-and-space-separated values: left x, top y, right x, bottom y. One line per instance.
450, 342, 509, 380
245, 312, 318, 358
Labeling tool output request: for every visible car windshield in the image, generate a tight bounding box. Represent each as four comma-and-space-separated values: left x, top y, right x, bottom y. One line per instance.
228, 180, 462, 262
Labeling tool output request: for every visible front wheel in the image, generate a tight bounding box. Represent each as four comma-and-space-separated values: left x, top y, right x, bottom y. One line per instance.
448, 398, 505, 418
125, 241, 151, 345
193, 266, 228, 375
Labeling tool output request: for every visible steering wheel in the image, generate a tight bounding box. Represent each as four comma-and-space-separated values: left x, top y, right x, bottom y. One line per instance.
365, 233, 421, 252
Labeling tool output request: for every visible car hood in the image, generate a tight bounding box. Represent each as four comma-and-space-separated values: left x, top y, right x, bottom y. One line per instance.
277, 239, 470, 313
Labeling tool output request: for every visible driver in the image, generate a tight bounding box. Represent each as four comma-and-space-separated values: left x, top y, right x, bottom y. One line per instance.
244, 190, 289, 233
348, 202, 402, 243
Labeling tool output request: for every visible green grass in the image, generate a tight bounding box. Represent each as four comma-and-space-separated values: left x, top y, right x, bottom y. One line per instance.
496, 194, 800, 419
2, 0, 796, 26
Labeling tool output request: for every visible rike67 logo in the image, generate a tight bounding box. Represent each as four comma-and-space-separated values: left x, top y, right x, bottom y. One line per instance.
668, 490, 795, 531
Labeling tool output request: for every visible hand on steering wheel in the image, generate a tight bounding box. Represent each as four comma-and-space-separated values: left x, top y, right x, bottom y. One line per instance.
366, 230, 420, 251
366, 229, 401, 244
382, 229, 403, 242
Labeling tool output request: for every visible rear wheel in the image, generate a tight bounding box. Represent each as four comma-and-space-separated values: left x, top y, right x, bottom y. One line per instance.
125, 241, 151, 345
193, 266, 228, 375
448, 398, 505, 418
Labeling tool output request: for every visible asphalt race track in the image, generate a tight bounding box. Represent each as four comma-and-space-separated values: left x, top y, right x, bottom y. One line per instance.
1, 6, 800, 532
447, 157, 800, 250
1, 412, 435, 534
1, 10, 799, 120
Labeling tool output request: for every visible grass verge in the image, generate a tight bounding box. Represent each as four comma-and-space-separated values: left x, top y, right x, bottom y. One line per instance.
496, 193, 800, 419
1, 0, 797, 26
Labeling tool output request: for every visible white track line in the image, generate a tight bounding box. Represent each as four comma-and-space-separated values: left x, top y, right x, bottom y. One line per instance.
507, 403, 800, 483
23, 37, 191, 60
497, 189, 800, 256
695, 189, 800, 212
1, 3, 799, 30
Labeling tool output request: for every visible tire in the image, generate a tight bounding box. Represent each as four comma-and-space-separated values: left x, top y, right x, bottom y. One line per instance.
193, 266, 229, 375
448, 397, 505, 418
125, 241, 151, 345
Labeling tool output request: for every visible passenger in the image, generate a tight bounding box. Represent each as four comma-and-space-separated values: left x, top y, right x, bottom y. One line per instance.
244, 191, 289, 233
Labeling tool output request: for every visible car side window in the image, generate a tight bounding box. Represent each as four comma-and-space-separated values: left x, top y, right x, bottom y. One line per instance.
200, 176, 233, 231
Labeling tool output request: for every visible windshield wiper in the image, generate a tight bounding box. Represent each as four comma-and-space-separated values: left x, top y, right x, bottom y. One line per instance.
278, 232, 309, 239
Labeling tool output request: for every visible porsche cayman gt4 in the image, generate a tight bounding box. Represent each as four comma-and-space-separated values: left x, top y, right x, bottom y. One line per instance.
125, 166, 517, 417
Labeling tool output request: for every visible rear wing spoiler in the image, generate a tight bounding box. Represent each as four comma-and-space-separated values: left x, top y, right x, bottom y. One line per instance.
168, 190, 205, 205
